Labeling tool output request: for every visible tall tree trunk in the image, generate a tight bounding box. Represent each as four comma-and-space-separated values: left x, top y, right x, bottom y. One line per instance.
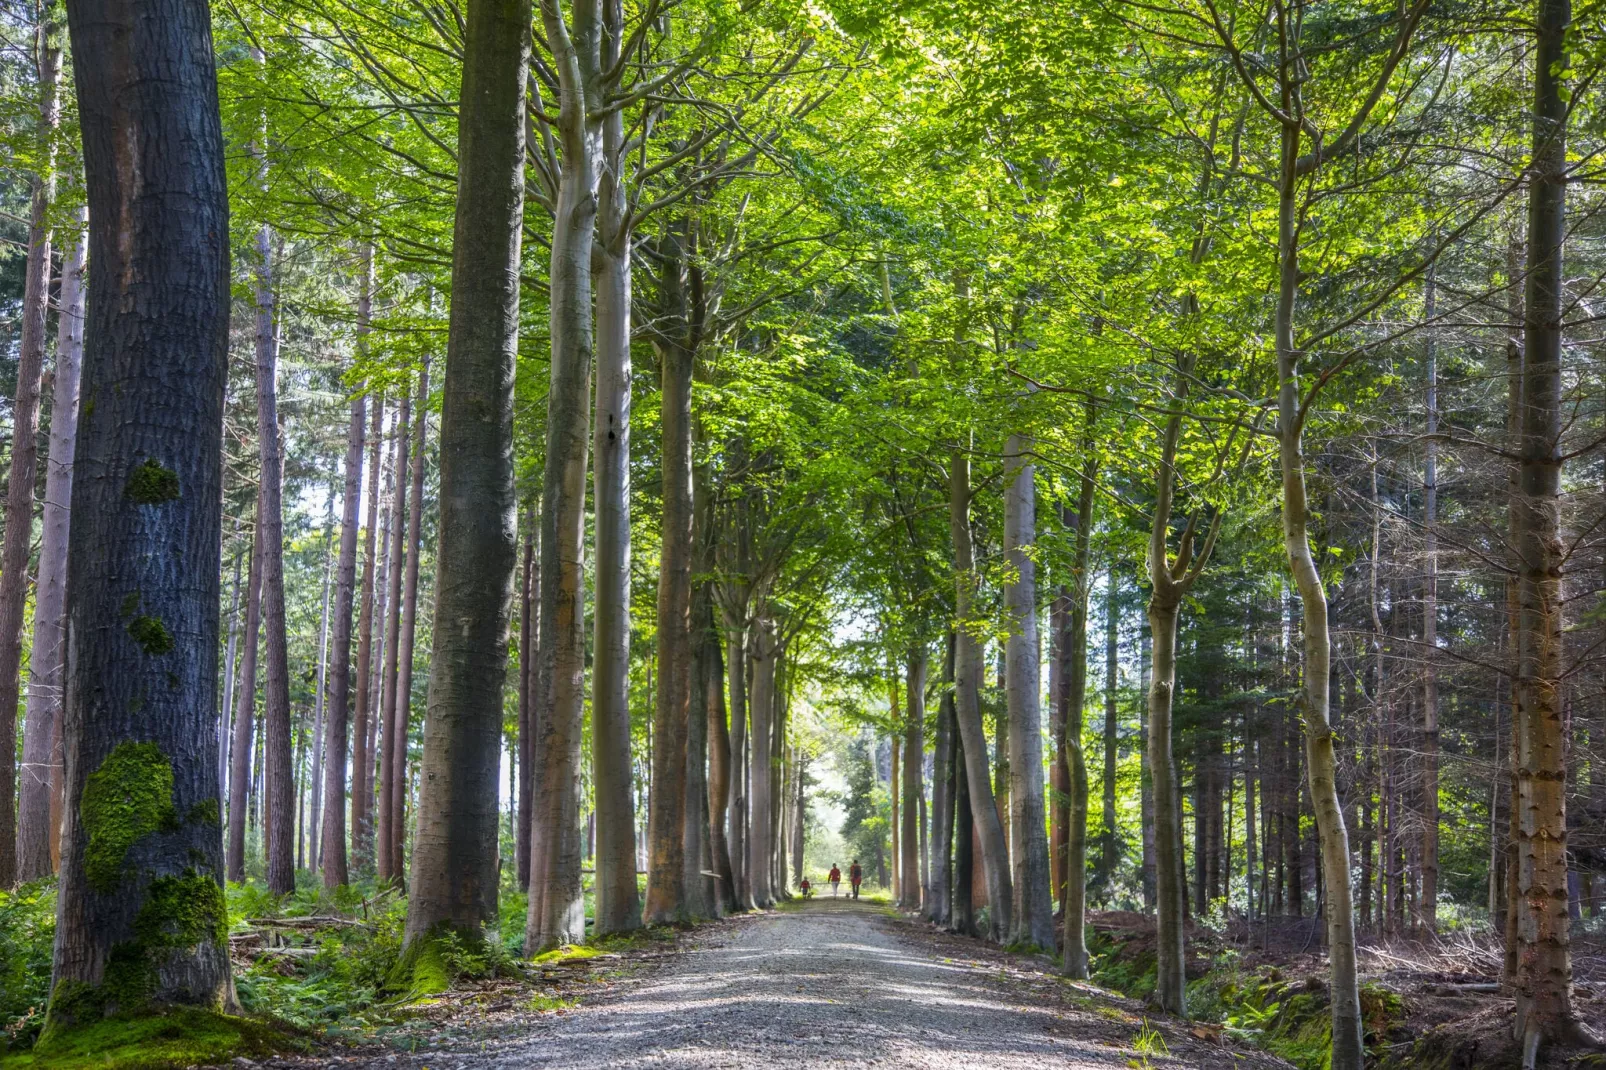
45, 0, 235, 1022
685, 457, 719, 917
1276, 121, 1363, 1069
929, 630, 956, 925
901, 648, 926, 909
391, 362, 429, 881
950, 446, 1012, 940
645, 219, 696, 926
0, 3, 63, 888
516, 514, 535, 890
378, 387, 411, 883
254, 221, 295, 896
747, 620, 777, 907
17, 208, 83, 882
228, 512, 264, 882
726, 606, 750, 908
1419, 265, 1440, 934
1062, 511, 1095, 976
1005, 434, 1053, 949
707, 610, 737, 913
589, 4, 641, 935
352, 267, 383, 871
1511, 0, 1580, 1052
321, 388, 365, 887
1100, 569, 1120, 891
308, 523, 333, 874
527, 0, 603, 954
953, 675, 976, 936
1050, 589, 1068, 915
403, 0, 526, 959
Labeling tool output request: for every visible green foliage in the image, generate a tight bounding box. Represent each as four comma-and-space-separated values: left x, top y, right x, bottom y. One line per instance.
0, 883, 56, 1053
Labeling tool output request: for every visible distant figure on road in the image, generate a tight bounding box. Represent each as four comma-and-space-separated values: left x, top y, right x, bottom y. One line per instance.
801, 877, 812, 898
829, 864, 842, 897
850, 860, 863, 900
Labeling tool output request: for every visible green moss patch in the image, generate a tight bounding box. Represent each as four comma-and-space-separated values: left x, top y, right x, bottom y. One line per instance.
124, 461, 180, 505
529, 944, 600, 967
81, 744, 178, 895
125, 617, 174, 657
3, 1007, 301, 1069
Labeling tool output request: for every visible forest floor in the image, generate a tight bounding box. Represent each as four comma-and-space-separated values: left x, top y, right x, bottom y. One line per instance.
247, 898, 1293, 1070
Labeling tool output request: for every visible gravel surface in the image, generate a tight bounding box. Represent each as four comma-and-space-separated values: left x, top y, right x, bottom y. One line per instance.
297, 899, 1289, 1070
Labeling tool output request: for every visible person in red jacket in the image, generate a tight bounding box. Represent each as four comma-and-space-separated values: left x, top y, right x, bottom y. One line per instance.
829, 864, 842, 897
849, 860, 863, 900
800, 876, 812, 899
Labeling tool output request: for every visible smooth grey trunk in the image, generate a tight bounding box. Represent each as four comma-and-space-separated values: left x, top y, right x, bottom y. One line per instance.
391, 362, 429, 883
1004, 434, 1054, 950
528, 0, 602, 953
950, 446, 1012, 940
516, 514, 535, 890
0, 5, 62, 887
726, 610, 751, 908
592, 129, 641, 935
17, 209, 84, 882
1100, 571, 1119, 889
321, 389, 365, 887
308, 524, 333, 874
404, 0, 527, 950
707, 613, 737, 913
352, 271, 382, 870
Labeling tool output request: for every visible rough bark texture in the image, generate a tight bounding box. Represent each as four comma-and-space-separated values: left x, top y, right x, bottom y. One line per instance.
527, 0, 601, 954
0, 5, 63, 888
950, 447, 1012, 940
17, 210, 84, 882
254, 222, 295, 896
403, 0, 526, 949
227, 513, 264, 883
1511, 0, 1578, 1051
47, 0, 235, 1023
320, 390, 364, 887
1004, 434, 1054, 950
901, 649, 925, 910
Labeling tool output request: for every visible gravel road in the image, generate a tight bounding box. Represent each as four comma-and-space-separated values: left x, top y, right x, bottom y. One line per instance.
332, 898, 1285, 1070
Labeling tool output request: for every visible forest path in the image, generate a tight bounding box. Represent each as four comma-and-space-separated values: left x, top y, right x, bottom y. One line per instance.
338, 898, 1283, 1070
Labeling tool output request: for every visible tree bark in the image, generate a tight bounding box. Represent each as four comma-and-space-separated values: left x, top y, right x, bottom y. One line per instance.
228, 510, 264, 883
390, 362, 429, 881
1511, 0, 1580, 1052
929, 630, 955, 926
352, 263, 383, 870
1100, 569, 1120, 890
1004, 433, 1053, 949
320, 387, 364, 888
377, 386, 410, 884
1275, 119, 1363, 1069
254, 221, 295, 896
308, 522, 333, 874
0, 3, 63, 888
747, 619, 777, 907
1419, 264, 1440, 934
17, 207, 84, 882
725, 606, 751, 908
516, 513, 535, 890
527, 0, 601, 954
901, 648, 925, 909
950, 446, 1012, 940
403, 0, 526, 953
46, 0, 235, 1021
707, 610, 737, 913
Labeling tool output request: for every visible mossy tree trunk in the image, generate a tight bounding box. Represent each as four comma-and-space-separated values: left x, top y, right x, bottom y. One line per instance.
320, 388, 365, 888
48, 0, 234, 1024
403, 0, 527, 954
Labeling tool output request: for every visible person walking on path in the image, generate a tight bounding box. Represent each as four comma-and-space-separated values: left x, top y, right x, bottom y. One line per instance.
829, 864, 842, 897
850, 860, 863, 900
